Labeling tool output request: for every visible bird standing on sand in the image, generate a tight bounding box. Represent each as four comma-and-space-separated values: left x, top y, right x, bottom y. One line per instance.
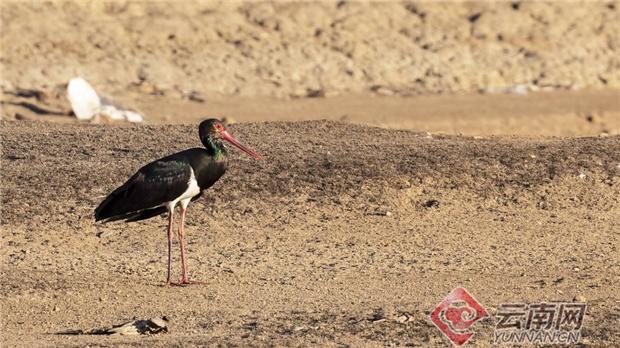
95, 119, 261, 285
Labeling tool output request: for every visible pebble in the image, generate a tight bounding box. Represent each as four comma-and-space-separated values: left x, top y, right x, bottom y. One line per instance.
396, 314, 414, 323
372, 86, 395, 96
138, 81, 157, 94
97, 231, 114, 238
423, 200, 440, 208
573, 295, 586, 303
187, 91, 205, 103
221, 116, 236, 125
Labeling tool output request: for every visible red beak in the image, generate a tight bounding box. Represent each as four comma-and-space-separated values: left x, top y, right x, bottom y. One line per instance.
221, 130, 262, 160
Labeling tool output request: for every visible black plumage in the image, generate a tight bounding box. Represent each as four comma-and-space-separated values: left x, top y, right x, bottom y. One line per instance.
95, 149, 226, 222
94, 119, 261, 285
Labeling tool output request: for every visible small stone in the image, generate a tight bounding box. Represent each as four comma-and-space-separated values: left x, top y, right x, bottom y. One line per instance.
138, 81, 156, 94
369, 209, 392, 216
306, 89, 325, 98
53, 305, 59, 312
371, 85, 395, 96
396, 314, 414, 323
423, 200, 440, 209
187, 91, 205, 103
242, 322, 258, 330
97, 231, 114, 238
221, 116, 236, 125
573, 295, 586, 303
371, 308, 385, 322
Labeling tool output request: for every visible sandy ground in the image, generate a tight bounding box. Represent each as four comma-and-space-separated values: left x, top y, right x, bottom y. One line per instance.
2, 1, 620, 347
1, 120, 619, 347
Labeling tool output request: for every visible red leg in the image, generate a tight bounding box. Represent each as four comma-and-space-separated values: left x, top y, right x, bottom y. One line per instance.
165, 207, 174, 286
178, 205, 189, 284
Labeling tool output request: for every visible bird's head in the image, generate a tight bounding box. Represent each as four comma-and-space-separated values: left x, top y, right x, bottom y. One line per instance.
199, 119, 262, 160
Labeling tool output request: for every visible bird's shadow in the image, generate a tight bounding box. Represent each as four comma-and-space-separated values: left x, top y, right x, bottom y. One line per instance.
2, 100, 70, 116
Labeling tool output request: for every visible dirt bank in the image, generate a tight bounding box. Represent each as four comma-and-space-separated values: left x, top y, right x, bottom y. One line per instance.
1, 1, 619, 99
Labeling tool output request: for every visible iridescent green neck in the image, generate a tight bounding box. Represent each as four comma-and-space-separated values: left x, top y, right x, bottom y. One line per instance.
202, 136, 227, 160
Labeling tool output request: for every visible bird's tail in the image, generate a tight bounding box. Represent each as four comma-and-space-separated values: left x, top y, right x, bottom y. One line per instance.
95, 182, 141, 222
95, 185, 168, 223
94, 188, 126, 222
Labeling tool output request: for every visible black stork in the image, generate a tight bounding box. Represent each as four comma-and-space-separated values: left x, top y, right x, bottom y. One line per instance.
95, 119, 261, 285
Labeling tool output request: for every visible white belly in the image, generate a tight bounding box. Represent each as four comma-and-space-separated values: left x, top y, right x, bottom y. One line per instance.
167, 167, 201, 210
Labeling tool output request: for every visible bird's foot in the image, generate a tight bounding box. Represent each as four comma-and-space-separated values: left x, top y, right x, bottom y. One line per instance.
178, 277, 207, 286
163, 281, 195, 287
162, 278, 206, 287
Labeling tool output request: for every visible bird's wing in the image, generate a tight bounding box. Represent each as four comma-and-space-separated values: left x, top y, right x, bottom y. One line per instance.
95, 159, 192, 221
